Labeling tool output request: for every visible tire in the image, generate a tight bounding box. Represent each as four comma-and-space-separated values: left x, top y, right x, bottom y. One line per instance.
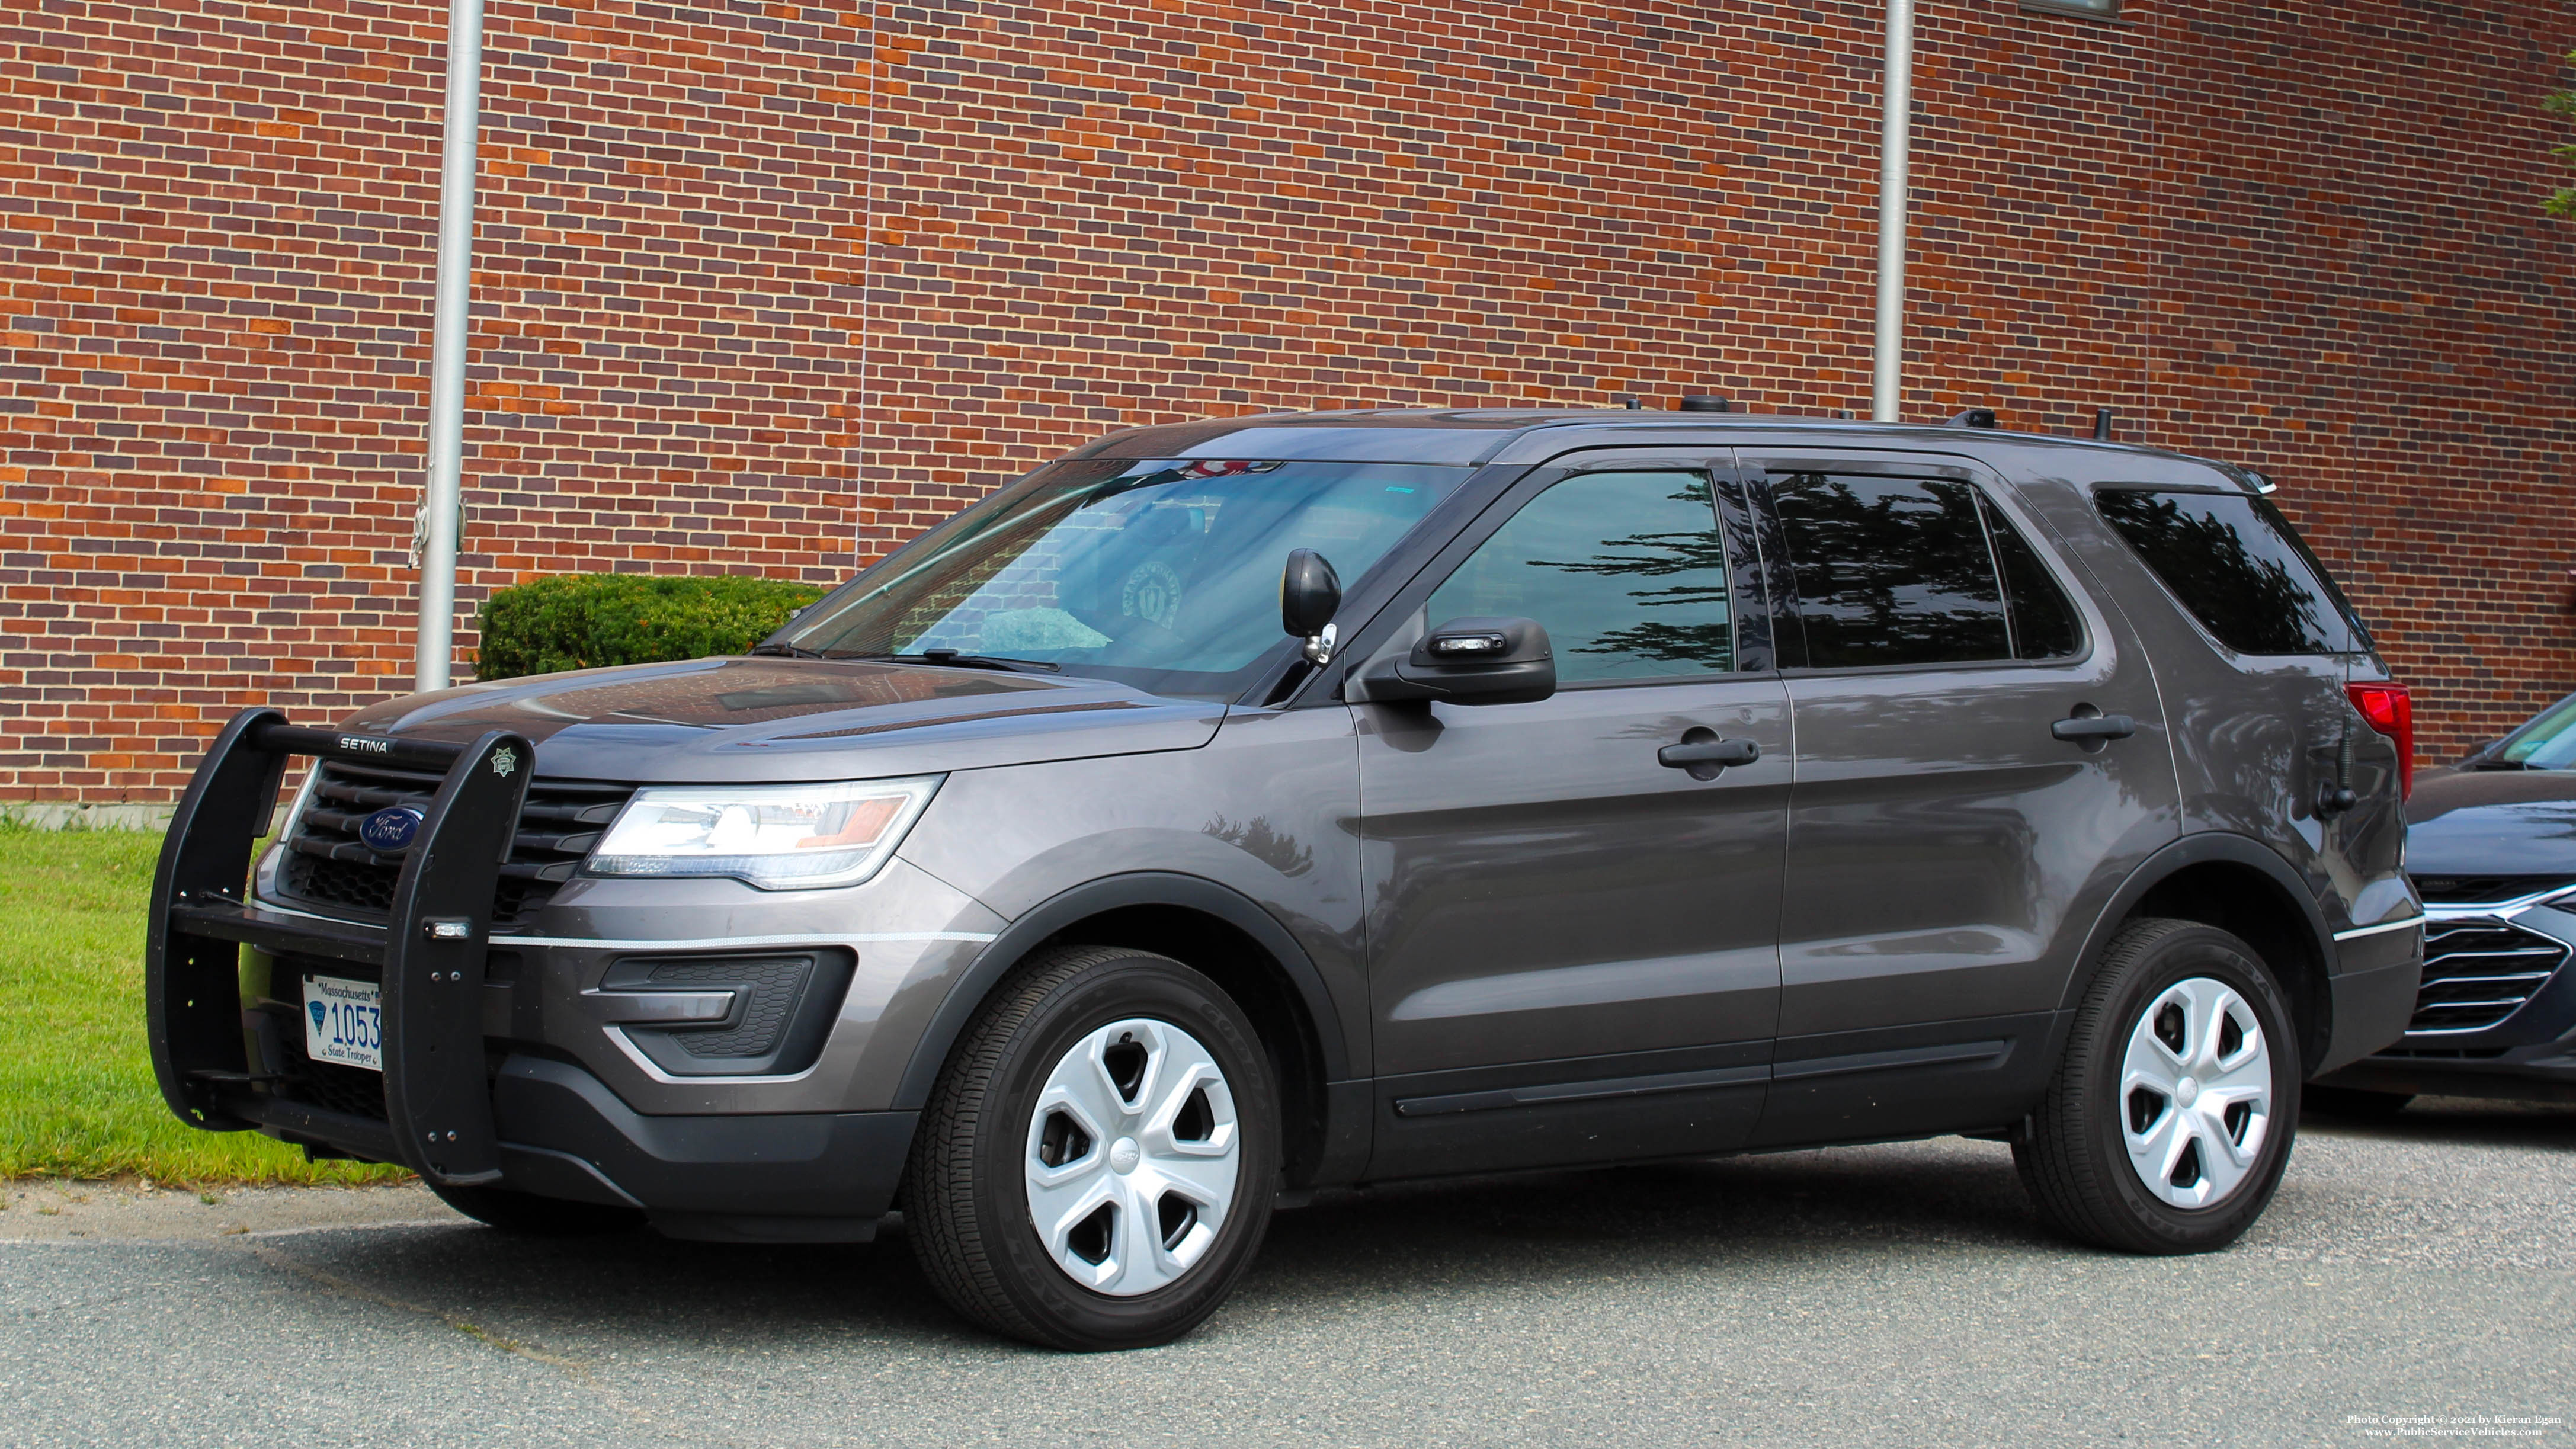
905, 944, 1280, 1351
2305, 1085, 2414, 1120
427, 1181, 646, 1236
2015, 917, 2301, 1255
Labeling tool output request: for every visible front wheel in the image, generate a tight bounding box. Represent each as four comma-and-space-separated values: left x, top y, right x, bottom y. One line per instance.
905, 945, 1280, 1351
2016, 917, 2300, 1254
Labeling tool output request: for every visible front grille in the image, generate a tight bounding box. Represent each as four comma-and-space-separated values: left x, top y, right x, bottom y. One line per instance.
277, 761, 634, 928
2404, 920, 2571, 1034
2412, 875, 2575, 906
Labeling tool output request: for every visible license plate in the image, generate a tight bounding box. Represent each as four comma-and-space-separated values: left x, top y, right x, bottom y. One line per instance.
302, 973, 383, 1072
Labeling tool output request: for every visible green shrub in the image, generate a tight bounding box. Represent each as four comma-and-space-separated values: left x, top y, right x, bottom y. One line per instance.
475, 573, 829, 681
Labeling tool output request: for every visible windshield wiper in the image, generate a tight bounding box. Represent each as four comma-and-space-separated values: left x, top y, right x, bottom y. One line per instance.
749, 643, 828, 659
864, 650, 1061, 675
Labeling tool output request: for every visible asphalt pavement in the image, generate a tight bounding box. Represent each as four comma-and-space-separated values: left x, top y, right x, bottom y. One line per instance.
4, 1098, 2571, 1448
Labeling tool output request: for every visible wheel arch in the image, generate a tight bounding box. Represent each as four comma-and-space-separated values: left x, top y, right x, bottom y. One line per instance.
891, 872, 1354, 1188
2065, 834, 2338, 1076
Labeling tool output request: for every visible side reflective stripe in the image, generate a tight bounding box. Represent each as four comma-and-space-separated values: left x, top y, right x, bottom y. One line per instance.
488, 931, 997, 950
2333, 916, 2427, 942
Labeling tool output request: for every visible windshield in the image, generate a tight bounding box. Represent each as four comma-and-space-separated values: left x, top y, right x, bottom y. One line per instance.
778, 458, 1471, 699
2496, 693, 2576, 769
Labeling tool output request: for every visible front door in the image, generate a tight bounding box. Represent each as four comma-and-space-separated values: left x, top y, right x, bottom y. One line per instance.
1741, 451, 2181, 1146
1352, 459, 1790, 1178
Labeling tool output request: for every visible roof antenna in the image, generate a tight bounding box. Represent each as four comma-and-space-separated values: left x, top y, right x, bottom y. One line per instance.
1679, 395, 1732, 413
1949, 408, 1997, 429
2093, 406, 2115, 441
1616, 395, 1643, 411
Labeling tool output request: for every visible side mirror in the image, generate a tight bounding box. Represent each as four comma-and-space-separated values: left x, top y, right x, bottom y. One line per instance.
1357, 616, 1555, 706
1281, 549, 1342, 663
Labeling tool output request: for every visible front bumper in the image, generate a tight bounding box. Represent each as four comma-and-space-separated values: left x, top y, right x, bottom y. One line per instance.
492, 1057, 913, 1241
146, 709, 985, 1239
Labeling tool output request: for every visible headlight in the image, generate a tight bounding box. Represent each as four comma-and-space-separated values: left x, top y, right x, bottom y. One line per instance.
588, 777, 941, 890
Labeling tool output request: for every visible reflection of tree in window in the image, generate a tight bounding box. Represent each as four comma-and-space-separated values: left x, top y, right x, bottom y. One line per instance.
1531, 477, 1733, 672
2094, 492, 2337, 655
1430, 471, 1734, 682
1772, 475, 2008, 666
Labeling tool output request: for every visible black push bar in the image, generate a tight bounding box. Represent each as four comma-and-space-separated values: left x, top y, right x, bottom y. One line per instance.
145, 708, 537, 1184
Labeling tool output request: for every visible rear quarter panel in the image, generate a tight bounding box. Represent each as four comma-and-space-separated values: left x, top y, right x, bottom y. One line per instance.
1999, 445, 2409, 945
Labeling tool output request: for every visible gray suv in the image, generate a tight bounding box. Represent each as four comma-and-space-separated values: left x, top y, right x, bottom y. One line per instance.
146, 408, 2424, 1350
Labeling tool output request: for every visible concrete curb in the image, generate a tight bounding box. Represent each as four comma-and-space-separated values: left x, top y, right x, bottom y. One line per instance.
0, 802, 177, 832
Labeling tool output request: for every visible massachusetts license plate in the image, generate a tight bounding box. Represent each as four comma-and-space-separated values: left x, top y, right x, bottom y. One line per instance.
302, 973, 383, 1072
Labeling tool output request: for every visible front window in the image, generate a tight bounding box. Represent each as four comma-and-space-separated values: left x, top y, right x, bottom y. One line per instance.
1427, 469, 1736, 682
778, 459, 1470, 700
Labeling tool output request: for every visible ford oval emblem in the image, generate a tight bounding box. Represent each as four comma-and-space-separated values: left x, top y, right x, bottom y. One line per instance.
358, 806, 425, 854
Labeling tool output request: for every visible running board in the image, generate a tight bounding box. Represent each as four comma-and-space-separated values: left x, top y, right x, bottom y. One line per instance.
1390, 1040, 2009, 1118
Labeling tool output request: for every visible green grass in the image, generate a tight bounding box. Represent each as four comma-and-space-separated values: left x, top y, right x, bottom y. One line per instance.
0, 821, 408, 1184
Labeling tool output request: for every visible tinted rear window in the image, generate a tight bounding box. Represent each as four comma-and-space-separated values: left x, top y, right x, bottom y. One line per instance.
1771, 474, 2009, 667
1980, 495, 2082, 661
2094, 490, 2361, 656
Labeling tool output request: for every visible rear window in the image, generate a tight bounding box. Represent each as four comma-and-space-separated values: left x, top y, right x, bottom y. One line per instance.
2093, 489, 2367, 656
1772, 474, 2006, 668
1768, 474, 2083, 669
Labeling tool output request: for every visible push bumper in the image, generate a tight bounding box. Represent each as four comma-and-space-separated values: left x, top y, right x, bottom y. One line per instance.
148, 709, 534, 1185
146, 709, 917, 1239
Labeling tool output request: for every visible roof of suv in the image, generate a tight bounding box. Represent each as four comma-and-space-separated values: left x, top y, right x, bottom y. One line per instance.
1063, 406, 2221, 473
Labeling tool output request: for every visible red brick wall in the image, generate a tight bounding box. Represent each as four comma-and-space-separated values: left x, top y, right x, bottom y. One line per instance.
3, 0, 2571, 803
0, 0, 866, 802
2145, 4, 2576, 752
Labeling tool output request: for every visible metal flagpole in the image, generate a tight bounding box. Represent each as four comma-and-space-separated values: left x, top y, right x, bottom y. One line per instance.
1870, 0, 1915, 424
412, 0, 487, 694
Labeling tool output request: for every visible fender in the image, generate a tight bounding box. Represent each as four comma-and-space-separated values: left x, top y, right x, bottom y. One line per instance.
890, 870, 1356, 1112
2058, 830, 2337, 1015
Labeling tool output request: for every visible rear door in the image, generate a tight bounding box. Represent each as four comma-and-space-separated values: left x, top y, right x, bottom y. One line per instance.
1351, 454, 1789, 1177
1739, 450, 2182, 1146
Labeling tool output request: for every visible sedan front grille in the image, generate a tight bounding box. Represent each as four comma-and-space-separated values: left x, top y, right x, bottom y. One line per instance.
2403, 919, 2570, 1035
276, 761, 634, 928
2410, 874, 2576, 906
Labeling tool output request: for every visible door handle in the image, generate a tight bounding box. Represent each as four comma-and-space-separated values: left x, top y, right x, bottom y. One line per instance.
2050, 713, 2136, 743
1658, 737, 1761, 770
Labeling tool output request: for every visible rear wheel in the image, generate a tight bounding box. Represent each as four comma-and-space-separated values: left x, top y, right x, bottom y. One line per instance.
905, 944, 1279, 1351
427, 1181, 645, 1236
2305, 1085, 2414, 1120
2016, 917, 2299, 1254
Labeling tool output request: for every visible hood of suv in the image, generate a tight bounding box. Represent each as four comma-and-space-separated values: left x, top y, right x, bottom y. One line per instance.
2404, 764, 2576, 886
339, 655, 1228, 783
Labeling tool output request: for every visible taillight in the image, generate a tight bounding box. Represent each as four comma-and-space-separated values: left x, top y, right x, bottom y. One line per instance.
2346, 682, 2414, 799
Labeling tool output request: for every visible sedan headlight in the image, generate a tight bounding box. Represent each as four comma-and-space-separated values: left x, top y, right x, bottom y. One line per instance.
588, 777, 941, 890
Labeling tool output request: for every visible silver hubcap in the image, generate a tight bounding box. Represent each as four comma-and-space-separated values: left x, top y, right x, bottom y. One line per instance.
1024, 1017, 1241, 1296
2120, 977, 2274, 1209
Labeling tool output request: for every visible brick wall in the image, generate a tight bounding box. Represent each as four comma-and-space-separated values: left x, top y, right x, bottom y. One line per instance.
0, 0, 867, 802
2, 0, 2571, 803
